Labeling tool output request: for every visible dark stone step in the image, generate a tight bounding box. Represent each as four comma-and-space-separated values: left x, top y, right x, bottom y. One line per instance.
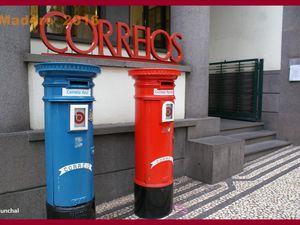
245, 140, 291, 162
228, 130, 276, 145
220, 119, 264, 135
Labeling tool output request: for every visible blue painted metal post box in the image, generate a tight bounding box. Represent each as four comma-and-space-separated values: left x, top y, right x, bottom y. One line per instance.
35, 62, 101, 219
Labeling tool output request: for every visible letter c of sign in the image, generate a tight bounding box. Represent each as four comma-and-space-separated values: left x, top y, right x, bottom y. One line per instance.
40, 11, 68, 53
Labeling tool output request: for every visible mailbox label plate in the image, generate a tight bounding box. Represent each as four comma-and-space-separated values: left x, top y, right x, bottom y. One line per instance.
154, 88, 174, 96
62, 88, 91, 97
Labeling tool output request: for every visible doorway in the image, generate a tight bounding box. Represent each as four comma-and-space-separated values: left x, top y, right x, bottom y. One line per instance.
208, 59, 264, 122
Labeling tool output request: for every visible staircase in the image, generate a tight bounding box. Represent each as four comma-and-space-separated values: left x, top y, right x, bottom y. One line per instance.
220, 119, 291, 162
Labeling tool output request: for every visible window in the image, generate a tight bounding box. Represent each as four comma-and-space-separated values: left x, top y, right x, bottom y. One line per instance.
72, 6, 99, 41
30, 6, 170, 50
44, 6, 67, 35
130, 6, 170, 49
30, 6, 39, 34
30, 6, 102, 43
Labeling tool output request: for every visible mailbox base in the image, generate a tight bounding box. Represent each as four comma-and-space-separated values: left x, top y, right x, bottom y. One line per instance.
134, 183, 173, 219
46, 198, 95, 219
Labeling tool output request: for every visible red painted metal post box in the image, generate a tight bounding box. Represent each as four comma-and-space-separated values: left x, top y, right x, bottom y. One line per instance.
129, 68, 181, 218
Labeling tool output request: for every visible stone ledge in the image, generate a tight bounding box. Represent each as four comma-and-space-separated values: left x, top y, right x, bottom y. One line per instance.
263, 70, 280, 75
24, 53, 192, 72
187, 116, 220, 139
27, 118, 199, 142
289, 58, 300, 66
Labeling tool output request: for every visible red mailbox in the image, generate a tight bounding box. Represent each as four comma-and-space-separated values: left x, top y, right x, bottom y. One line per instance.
129, 68, 181, 218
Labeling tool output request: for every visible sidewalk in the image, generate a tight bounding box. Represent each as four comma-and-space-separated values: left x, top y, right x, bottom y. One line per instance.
96, 145, 300, 219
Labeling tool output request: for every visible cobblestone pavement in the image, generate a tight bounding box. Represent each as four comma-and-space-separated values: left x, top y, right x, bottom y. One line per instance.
96, 145, 300, 219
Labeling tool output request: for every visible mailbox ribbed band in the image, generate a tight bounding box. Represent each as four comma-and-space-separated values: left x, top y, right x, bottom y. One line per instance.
35, 62, 101, 75
128, 68, 181, 77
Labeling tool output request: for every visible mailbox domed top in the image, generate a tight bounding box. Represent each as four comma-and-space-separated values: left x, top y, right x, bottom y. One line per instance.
35, 62, 101, 77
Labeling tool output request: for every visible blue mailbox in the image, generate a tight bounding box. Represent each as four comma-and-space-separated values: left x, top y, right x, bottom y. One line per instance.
35, 62, 101, 219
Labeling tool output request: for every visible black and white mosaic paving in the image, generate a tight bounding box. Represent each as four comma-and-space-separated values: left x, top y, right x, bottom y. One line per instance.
96, 145, 300, 219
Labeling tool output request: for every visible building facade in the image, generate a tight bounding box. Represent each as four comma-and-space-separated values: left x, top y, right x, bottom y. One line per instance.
0, 6, 299, 218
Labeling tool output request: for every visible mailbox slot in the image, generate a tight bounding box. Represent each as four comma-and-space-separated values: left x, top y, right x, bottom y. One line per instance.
68, 79, 90, 88
160, 81, 173, 87
70, 80, 89, 86
161, 81, 173, 86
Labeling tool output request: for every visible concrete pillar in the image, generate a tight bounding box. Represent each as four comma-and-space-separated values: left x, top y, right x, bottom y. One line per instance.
0, 7, 30, 132
171, 6, 210, 118
277, 6, 300, 144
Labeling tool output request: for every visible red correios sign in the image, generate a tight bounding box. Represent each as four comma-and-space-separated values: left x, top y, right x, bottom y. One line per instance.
40, 11, 183, 64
